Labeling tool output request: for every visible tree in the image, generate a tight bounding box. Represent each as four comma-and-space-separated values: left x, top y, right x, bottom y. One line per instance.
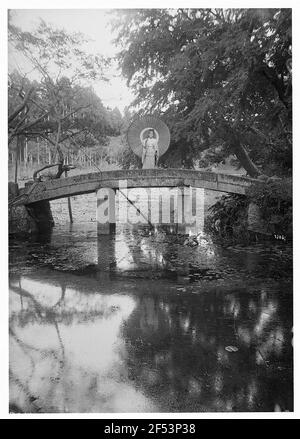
112, 106, 140, 169
113, 8, 292, 176
8, 18, 109, 178
108, 107, 123, 135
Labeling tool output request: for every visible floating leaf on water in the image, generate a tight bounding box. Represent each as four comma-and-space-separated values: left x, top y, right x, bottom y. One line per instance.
225, 345, 239, 352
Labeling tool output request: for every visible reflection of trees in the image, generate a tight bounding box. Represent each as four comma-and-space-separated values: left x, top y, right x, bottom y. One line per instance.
9, 274, 118, 327
121, 287, 293, 412
10, 225, 293, 412
9, 275, 122, 413
97, 225, 248, 283
10, 270, 293, 412
10, 277, 66, 412
99, 226, 190, 280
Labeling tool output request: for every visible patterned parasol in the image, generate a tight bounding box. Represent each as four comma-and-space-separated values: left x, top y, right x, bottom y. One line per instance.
127, 116, 170, 158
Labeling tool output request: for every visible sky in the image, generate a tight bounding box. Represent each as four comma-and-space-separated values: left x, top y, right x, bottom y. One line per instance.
8, 9, 135, 113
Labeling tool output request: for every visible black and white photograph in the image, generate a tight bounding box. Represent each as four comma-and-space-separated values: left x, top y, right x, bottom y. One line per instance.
5, 4, 294, 416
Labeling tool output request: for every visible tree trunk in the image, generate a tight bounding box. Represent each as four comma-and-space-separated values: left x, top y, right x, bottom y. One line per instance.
14, 136, 20, 183
37, 140, 40, 165
65, 170, 73, 223
231, 141, 261, 177
55, 120, 64, 178
220, 121, 262, 178
24, 137, 28, 166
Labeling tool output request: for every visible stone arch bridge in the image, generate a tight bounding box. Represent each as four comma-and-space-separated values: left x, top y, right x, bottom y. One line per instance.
14, 169, 257, 206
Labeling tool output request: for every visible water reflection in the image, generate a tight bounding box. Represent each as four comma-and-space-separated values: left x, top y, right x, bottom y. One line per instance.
122, 288, 292, 412
9, 266, 292, 412
95, 224, 291, 286
10, 276, 149, 413
9, 197, 293, 413
97, 225, 221, 281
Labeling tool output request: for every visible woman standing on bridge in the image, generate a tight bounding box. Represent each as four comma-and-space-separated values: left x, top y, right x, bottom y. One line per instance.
142, 129, 159, 169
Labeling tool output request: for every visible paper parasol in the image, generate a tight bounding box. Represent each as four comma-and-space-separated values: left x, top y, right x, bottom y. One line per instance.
127, 116, 170, 158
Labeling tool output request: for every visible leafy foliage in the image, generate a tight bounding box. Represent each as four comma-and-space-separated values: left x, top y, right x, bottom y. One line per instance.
8, 18, 124, 173
247, 179, 292, 238
206, 194, 250, 241
8, 70, 121, 158
113, 8, 292, 175
9, 18, 108, 84
207, 179, 292, 242
114, 106, 141, 169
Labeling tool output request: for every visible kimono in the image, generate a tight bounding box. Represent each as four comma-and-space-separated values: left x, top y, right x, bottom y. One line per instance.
142, 137, 158, 169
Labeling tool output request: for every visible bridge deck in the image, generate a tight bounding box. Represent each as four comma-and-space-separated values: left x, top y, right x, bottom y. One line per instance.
16, 169, 257, 206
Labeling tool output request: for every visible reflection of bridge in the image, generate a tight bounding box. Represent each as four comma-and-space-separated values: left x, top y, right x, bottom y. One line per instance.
17, 169, 257, 206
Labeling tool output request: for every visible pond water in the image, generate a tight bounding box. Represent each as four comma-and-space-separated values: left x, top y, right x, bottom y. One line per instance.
9, 191, 293, 413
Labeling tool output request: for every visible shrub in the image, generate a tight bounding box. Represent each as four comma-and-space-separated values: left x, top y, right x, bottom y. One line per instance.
246, 179, 292, 239
206, 194, 250, 242
207, 178, 292, 242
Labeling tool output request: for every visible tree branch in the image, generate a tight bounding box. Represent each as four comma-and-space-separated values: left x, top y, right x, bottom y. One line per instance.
60, 105, 91, 122
8, 86, 34, 124
256, 64, 291, 110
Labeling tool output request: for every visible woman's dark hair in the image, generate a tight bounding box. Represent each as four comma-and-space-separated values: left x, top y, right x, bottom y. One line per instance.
148, 128, 155, 136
